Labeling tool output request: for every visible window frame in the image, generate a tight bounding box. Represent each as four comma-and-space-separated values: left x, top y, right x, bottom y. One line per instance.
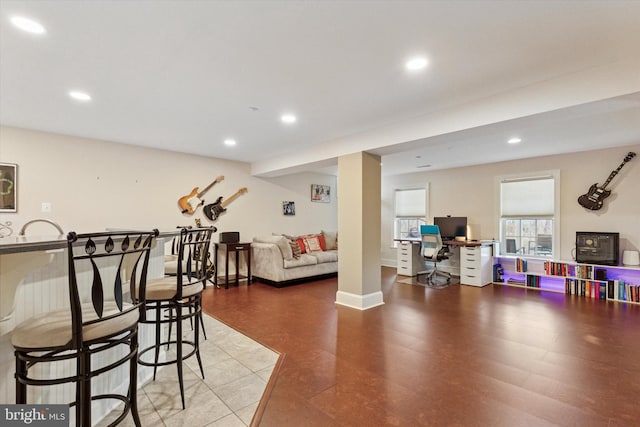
495, 170, 560, 259
393, 185, 429, 247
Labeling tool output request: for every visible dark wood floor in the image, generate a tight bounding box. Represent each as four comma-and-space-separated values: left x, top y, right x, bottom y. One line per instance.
201, 267, 640, 427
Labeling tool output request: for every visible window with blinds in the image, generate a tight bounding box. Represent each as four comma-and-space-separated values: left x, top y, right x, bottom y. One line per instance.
394, 187, 427, 244
499, 174, 558, 258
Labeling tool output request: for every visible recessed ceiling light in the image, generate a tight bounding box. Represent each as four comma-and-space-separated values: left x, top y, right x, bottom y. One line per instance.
405, 57, 428, 71
68, 91, 91, 102
281, 114, 297, 124
508, 137, 522, 144
10, 16, 46, 34
224, 139, 236, 146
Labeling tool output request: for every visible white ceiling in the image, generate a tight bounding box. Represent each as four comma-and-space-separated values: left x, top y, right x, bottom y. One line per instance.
1, 0, 639, 176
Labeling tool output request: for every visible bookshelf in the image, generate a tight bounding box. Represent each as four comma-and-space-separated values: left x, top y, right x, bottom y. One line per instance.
493, 256, 640, 305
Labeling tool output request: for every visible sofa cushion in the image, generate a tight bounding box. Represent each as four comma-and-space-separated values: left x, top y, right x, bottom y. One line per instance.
309, 250, 338, 264
322, 230, 338, 250
283, 253, 318, 268
253, 236, 293, 260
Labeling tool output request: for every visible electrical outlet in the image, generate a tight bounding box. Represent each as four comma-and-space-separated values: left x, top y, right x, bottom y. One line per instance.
41, 202, 52, 213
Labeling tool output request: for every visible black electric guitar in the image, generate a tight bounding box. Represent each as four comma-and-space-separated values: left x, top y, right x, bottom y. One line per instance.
578, 152, 636, 210
203, 187, 248, 221
178, 175, 225, 215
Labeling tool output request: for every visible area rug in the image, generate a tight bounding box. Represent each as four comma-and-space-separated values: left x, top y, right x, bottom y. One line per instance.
397, 275, 458, 289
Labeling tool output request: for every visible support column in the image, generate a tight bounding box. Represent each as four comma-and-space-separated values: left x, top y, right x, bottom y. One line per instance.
335, 152, 384, 310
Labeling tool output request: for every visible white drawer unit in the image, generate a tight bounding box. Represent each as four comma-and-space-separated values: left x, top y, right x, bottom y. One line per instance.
460, 245, 493, 287
396, 241, 424, 276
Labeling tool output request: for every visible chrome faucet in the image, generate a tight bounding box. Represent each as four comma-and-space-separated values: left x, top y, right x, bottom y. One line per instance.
19, 219, 64, 236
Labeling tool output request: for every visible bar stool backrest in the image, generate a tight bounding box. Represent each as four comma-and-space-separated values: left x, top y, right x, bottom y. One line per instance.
174, 227, 214, 298
66, 229, 158, 348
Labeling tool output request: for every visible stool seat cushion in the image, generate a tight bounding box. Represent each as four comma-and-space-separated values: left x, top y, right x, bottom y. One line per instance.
141, 276, 204, 301
11, 302, 139, 350
164, 259, 199, 276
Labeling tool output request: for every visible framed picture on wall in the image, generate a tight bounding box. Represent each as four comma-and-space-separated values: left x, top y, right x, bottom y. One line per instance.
0, 163, 17, 212
311, 184, 330, 203
283, 201, 295, 216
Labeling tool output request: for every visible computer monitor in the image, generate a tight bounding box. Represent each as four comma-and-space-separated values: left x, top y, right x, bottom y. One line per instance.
433, 216, 467, 241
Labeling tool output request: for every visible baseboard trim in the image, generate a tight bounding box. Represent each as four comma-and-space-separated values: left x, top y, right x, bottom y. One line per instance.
335, 290, 384, 310
253, 273, 337, 288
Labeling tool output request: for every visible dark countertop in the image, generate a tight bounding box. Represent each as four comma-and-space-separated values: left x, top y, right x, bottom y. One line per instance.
0, 230, 181, 255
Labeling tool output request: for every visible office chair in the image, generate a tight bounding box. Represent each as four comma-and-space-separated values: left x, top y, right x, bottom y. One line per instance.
418, 224, 451, 285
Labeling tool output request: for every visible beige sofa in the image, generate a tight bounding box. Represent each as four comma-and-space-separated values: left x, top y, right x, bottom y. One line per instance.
251, 232, 337, 287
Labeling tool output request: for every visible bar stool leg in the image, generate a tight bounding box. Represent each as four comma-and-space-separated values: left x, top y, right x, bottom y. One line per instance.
80, 350, 91, 427
167, 307, 174, 350
194, 297, 205, 379
15, 356, 27, 404
198, 301, 207, 340
176, 303, 185, 410
130, 333, 142, 427
153, 304, 161, 381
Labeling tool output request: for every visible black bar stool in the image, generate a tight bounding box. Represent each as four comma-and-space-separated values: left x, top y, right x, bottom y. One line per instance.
136, 226, 214, 409
12, 229, 158, 427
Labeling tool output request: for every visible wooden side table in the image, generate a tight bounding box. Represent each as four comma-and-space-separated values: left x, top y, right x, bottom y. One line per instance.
214, 242, 252, 289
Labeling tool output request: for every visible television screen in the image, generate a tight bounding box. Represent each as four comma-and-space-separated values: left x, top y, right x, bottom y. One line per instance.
433, 216, 467, 240
576, 232, 619, 266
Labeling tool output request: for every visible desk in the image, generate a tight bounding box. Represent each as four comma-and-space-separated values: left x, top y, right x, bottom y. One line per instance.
395, 238, 493, 286
214, 242, 252, 288
394, 239, 423, 276
442, 240, 493, 286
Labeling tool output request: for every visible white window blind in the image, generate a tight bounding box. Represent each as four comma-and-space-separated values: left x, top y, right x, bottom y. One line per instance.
395, 188, 426, 218
501, 177, 554, 217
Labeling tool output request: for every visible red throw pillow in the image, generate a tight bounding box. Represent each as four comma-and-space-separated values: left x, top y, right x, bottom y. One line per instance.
296, 238, 306, 254
317, 233, 326, 251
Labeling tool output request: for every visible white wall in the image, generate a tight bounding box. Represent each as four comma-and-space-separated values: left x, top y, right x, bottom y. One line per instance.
382, 144, 640, 265
0, 126, 337, 238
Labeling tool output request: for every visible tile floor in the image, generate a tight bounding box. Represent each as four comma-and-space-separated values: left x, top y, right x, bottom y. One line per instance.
99, 314, 279, 427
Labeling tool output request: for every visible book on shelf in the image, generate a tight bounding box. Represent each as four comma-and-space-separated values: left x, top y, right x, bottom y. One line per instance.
516, 258, 527, 273
526, 275, 540, 288
575, 265, 591, 279
507, 277, 526, 286
608, 280, 616, 300
599, 282, 607, 300
544, 261, 570, 276
565, 278, 578, 295
616, 280, 626, 301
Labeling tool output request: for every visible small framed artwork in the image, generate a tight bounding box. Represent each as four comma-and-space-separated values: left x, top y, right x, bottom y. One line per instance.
0, 163, 17, 212
311, 184, 330, 203
283, 201, 295, 216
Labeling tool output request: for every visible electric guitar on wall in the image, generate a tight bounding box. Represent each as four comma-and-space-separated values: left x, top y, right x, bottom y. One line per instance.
203, 187, 248, 221
578, 152, 636, 211
178, 176, 225, 215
